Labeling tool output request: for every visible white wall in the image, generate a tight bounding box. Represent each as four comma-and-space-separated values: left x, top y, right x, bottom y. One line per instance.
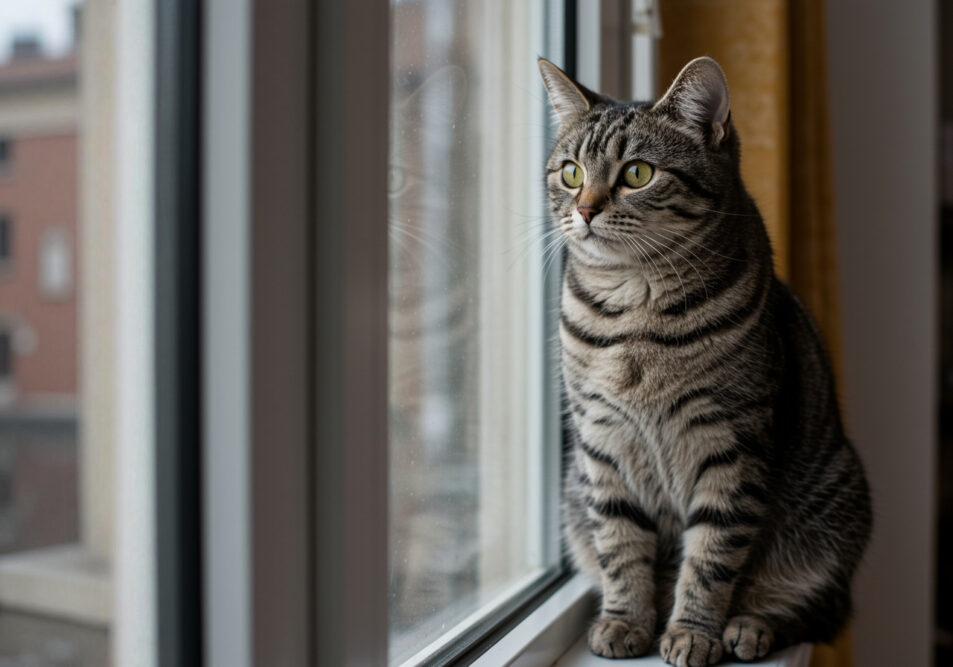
825, 2, 936, 666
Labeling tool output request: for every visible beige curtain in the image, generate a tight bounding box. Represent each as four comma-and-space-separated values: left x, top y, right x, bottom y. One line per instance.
659, 1, 850, 665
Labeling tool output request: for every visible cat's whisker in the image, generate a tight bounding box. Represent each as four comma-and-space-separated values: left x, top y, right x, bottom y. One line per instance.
510, 220, 563, 249
643, 227, 713, 271
639, 229, 709, 303
519, 216, 572, 253
546, 225, 572, 269
388, 219, 453, 269
651, 226, 744, 262
506, 225, 567, 271
387, 227, 420, 267
639, 233, 688, 309
626, 238, 648, 277
617, 235, 648, 278
503, 205, 556, 222
509, 223, 561, 250
508, 235, 558, 272
541, 232, 568, 279
628, 235, 665, 296
509, 213, 568, 238
388, 222, 438, 265
689, 205, 762, 218
388, 215, 457, 253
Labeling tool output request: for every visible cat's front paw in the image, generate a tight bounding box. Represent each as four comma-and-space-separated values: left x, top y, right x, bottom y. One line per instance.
660, 627, 723, 667
723, 614, 773, 661
587, 616, 653, 658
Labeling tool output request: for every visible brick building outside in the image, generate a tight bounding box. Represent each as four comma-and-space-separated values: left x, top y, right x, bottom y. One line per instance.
0, 49, 80, 554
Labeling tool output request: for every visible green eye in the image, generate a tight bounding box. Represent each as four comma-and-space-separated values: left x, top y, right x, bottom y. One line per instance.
561, 162, 584, 188
622, 160, 653, 188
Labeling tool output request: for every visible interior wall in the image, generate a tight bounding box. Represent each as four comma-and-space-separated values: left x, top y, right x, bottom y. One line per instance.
825, 1, 937, 666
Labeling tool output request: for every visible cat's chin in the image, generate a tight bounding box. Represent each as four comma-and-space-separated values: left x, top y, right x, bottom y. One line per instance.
568, 234, 642, 267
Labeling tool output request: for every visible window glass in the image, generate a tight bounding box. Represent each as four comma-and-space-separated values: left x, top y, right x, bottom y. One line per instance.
0, 13, 80, 548
0, 328, 11, 382
0, 214, 10, 264
389, 0, 564, 662
0, 1, 111, 664
0, 137, 11, 170
38, 227, 73, 299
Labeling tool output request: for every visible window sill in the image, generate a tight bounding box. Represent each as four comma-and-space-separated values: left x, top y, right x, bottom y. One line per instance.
555, 637, 812, 666
472, 574, 596, 666
472, 574, 813, 667
0, 544, 112, 626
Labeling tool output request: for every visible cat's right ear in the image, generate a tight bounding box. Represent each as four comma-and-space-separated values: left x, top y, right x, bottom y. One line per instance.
653, 57, 731, 147
538, 58, 599, 125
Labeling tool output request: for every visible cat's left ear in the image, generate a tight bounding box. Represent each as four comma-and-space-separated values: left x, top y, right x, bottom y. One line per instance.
653, 57, 731, 147
538, 58, 604, 125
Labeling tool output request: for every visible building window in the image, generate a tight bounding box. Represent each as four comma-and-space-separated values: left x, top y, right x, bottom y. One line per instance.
0, 137, 11, 172
0, 215, 11, 268
0, 323, 15, 407
0, 328, 12, 385
38, 227, 73, 299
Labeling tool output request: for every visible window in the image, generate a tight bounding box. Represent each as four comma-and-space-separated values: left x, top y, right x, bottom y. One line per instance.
387, 1, 570, 663
0, 327, 11, 383
38, 227, 73, 298
0, 137, 11, 172
0, 3, 761, 667
0, 2, 151, 666
0, 214, 10, 268
0, 323, 13, 408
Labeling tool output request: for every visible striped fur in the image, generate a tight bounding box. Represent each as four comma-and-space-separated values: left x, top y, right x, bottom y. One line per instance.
541, 58, 871, 665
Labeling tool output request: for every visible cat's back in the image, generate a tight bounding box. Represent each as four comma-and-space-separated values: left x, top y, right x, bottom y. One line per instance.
762, 278, 872, 547
768, 278, 849, 451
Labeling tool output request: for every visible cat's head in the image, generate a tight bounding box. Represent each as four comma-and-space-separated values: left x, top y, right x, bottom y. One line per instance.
539, 57, 743, 266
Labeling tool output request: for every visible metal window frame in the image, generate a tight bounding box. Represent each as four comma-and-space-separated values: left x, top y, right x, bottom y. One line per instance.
202, 0, 253, 661
155, 0, 203, 663
203, 0, 313, 665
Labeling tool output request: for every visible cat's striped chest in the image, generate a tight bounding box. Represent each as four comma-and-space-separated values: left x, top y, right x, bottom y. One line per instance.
559, 268, 717, 512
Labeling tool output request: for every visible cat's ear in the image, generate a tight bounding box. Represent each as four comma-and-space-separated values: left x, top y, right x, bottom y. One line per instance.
653, 57, 731, 146
538, 58, 601, 125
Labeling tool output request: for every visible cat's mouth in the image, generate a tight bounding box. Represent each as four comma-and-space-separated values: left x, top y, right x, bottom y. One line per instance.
563, 215, 629, 248
578, 227, 621, 245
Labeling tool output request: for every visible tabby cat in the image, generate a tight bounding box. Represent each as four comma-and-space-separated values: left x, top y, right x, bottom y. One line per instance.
538, 57, 871, 666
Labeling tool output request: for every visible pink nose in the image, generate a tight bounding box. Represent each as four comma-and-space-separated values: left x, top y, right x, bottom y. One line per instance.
577, 206, 601, 223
